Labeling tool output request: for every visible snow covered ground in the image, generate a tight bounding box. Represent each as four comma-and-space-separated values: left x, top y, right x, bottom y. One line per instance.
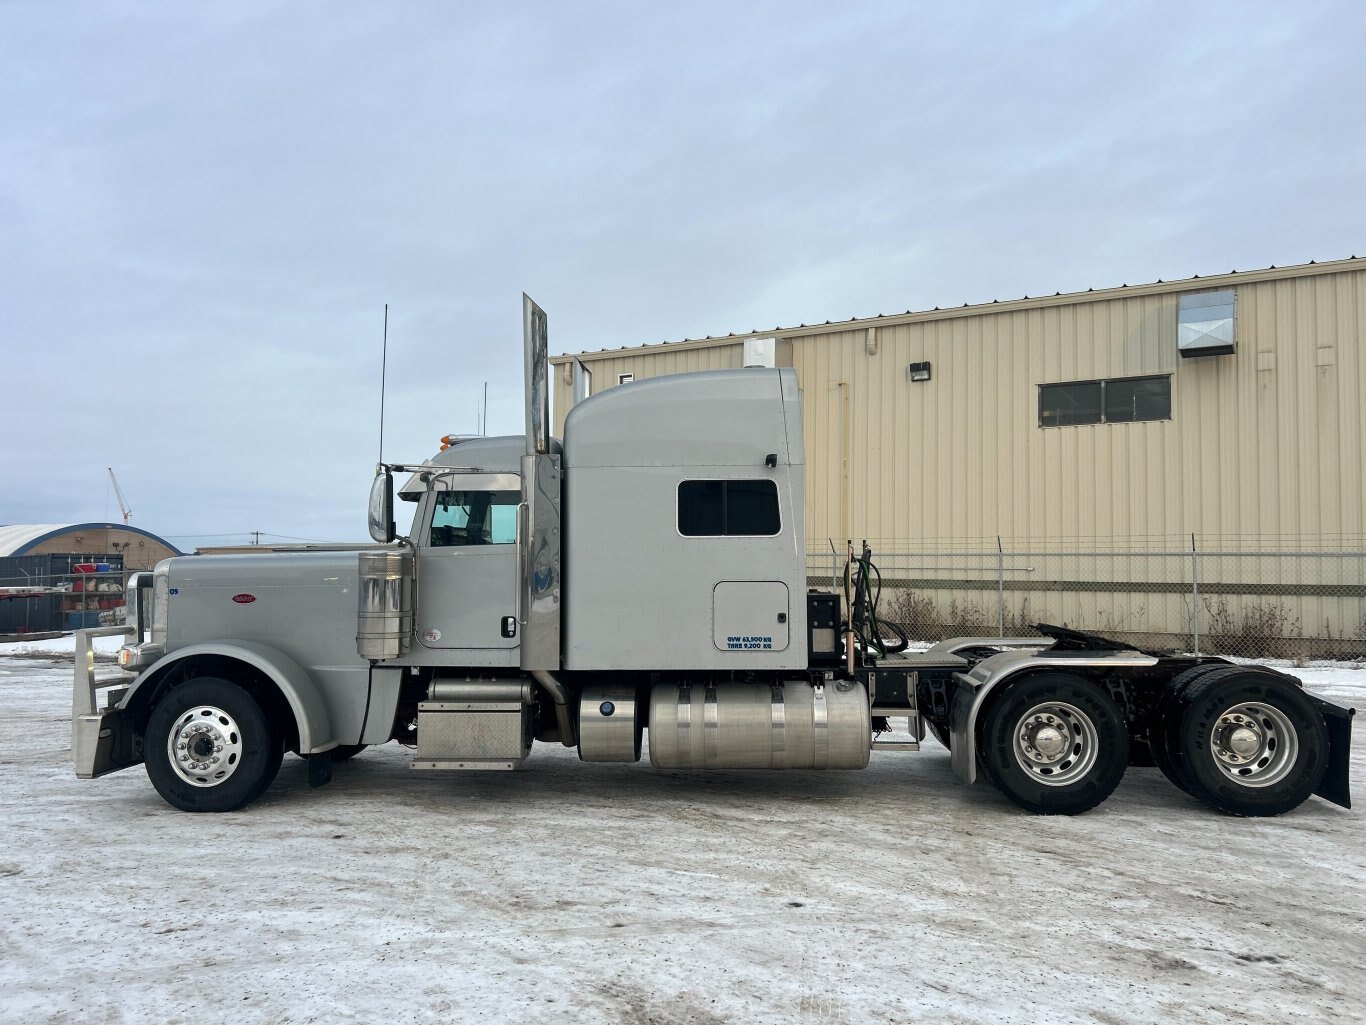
1, 643, 1363, 1025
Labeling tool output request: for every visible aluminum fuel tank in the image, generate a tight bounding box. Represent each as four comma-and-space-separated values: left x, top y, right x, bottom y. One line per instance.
647, 680, 870, 770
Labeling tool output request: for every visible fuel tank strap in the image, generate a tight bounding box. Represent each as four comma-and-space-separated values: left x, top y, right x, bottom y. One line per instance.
813, 683, 829, 769
677, 683, 692, 759
770, 684, 786, 769
703, 684, 719, 769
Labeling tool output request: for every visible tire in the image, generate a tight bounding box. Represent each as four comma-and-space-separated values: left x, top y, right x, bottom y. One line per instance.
331, 744, 369, 762
1149, 663, 1229, 796
1172, 668, 1328, 817
145, 677, 283, 812
978, 673, 1129, 815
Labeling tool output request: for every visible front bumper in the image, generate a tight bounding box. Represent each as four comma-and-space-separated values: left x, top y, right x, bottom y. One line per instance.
72, 626, 142, 779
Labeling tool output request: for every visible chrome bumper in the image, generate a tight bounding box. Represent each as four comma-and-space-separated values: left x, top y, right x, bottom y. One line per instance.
72, 626, 141, 779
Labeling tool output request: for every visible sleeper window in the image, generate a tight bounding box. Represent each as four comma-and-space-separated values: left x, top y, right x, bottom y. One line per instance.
678, 479, 780, 536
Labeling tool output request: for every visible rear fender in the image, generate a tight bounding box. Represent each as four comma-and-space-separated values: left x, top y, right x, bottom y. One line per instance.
123, 641, 336, 754
949, 649, 1159, 783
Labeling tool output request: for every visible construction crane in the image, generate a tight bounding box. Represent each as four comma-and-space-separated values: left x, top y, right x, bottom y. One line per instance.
107, 467, 131, 523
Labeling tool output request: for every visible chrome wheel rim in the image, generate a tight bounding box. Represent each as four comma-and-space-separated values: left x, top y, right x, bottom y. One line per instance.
1011, 701, 1099, 786
167, 705, 244, 787
1208, 702, 1297, 788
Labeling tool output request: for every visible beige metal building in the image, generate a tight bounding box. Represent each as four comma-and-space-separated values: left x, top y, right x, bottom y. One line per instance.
551, 257, 1366, 653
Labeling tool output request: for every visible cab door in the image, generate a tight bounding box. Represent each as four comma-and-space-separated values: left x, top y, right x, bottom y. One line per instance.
414, 475, 521, 658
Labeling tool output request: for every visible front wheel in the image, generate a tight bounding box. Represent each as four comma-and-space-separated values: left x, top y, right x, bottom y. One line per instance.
978, 674, 1129, 815
1173, 669, 1328, 817
145, 677, 283, 812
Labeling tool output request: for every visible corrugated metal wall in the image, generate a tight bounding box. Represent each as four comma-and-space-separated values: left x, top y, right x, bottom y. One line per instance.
791, 268, 1365, 547
552, 342, 747, 435
555, 263, 1365, 549
550, 263, 1365, 646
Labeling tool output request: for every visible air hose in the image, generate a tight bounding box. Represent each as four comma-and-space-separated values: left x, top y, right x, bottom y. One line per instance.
845, 541, 909, 659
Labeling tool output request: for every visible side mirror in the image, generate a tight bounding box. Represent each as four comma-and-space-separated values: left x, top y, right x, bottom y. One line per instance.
367, 469, 395, 544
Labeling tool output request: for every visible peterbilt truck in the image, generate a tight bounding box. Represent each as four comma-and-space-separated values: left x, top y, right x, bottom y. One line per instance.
73, 298, 1355, 816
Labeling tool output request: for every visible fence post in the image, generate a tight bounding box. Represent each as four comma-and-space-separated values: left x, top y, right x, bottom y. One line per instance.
1190, 532, 1200, 656
997, 535, 1005, 636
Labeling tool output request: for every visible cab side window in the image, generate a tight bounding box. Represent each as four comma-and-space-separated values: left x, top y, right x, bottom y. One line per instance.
430, 490, 519, 546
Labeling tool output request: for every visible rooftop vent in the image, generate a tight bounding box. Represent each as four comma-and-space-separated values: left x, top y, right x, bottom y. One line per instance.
743, 337, 776, 368
1178, 290, 1236, 358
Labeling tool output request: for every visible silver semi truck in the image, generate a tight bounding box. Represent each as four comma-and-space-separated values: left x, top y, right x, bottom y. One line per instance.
73, 298, 1355, 816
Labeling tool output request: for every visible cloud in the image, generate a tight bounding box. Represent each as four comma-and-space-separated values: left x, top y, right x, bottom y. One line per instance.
2, 1, 1363, 541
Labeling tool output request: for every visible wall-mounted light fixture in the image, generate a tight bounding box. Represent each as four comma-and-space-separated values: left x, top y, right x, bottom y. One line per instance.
908, 361, 932, 382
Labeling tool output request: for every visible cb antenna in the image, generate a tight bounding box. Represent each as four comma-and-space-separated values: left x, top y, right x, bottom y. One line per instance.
377, 303, 389, 466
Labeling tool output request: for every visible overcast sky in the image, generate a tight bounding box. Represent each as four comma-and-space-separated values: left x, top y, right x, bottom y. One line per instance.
2, 1, 1363, 548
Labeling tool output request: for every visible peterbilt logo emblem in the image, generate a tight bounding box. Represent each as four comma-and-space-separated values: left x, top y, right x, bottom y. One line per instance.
231, 593, 257, 604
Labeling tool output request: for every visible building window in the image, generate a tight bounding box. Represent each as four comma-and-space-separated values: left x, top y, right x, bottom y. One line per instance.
678, 480, 781, 536
618, 373, 634, 385
1178, 290, 1236, 357
1039, 376, 1171, 427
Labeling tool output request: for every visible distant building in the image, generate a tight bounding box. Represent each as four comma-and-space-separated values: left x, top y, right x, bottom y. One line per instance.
0, 523, 181, 635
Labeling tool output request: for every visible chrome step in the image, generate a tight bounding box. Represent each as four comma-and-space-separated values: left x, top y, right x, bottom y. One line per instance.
871, 739, 920, 752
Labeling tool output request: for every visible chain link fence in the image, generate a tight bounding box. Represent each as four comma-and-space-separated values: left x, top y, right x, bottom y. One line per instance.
808, 539, 1366, 661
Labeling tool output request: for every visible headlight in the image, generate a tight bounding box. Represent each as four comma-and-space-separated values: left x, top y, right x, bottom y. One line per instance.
118, 643, 163, 669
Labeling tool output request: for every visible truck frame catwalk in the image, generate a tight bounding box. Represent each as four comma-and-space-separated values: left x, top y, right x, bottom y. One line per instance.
72, 297, 1355, 816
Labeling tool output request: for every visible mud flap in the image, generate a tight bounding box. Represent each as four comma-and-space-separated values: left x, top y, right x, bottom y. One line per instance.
948, 680, 976, 784
308, 752, 333, 789
1308, 695, 1355, 809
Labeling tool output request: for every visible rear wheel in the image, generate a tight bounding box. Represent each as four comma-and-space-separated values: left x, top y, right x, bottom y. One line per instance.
145, 677, 283, 812
1149, 663, 1229, 795
978, 673, 1129, 815
1173, 668, 1327, 817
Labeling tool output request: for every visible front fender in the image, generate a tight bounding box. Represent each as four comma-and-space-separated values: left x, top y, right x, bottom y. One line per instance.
122, 641, 336, 755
